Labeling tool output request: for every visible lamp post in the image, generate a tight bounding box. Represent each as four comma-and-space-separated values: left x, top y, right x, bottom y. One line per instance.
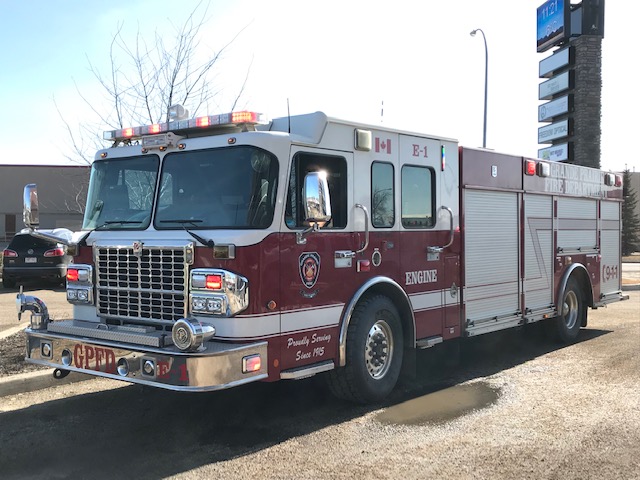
470, 28, 488, 149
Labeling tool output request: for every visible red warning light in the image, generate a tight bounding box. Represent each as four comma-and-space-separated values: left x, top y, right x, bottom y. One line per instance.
525, 160, 537, 176
66, 268, 79, 282
205, 274, 223, 290
196, 116, 210, 127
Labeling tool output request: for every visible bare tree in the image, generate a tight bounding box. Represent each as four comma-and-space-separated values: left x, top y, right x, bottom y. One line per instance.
59, 1, 251, 165
38, 167, 91, 219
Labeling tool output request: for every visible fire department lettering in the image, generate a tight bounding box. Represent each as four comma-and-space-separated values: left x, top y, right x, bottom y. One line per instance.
73, 344, 116, 373
412, 144, 428, 158
405, 269, 438, 285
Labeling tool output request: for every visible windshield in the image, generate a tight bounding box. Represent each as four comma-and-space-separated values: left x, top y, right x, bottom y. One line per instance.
155, 146, 278, 229
83, 155, 159, 230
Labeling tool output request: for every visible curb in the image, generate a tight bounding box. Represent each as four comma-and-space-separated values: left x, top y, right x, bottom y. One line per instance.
0, 327, 91, 397
0, 323, 26, 341
0, 369, 91, 398
622, 284, 640, 291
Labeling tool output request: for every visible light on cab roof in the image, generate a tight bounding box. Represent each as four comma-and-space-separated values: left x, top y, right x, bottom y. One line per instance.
103, 106, 267, 144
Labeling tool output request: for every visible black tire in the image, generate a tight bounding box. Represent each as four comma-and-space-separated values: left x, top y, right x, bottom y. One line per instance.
2, 277, 16, 289
327, 295, 403, 404
547, 276, 586, 343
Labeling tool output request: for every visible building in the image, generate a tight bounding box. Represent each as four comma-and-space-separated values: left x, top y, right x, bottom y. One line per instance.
0, 165, 90, 243
623, 170, 640, 252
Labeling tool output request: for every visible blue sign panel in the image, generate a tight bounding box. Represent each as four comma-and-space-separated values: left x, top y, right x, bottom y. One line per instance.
537, 0, 567, 53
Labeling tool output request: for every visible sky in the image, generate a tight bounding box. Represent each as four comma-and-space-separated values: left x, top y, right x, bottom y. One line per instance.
0, 0, 637, 172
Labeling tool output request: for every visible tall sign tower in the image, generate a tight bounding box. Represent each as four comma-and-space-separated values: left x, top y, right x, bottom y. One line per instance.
536, 0, 605, 168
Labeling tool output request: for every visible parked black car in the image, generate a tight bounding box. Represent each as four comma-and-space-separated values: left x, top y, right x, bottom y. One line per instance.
1, 230, 73, 288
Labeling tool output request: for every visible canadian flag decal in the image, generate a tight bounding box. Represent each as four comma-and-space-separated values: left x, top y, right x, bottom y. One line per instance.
375, 137, 392, 154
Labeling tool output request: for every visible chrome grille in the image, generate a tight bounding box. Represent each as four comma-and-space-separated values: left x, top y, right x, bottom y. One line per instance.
95, 246, 186, 324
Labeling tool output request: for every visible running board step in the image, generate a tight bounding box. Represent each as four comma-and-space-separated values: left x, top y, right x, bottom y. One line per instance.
416, 336, 443, 349
280, 360, 334, 380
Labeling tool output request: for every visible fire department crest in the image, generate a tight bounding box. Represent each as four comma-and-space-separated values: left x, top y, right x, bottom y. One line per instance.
299, 252, 321, 289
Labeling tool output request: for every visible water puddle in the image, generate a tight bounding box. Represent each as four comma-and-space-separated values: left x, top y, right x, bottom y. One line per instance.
377, 382, 500, 426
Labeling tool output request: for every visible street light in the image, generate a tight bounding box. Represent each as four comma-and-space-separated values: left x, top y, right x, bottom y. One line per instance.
470, 28, 488, 149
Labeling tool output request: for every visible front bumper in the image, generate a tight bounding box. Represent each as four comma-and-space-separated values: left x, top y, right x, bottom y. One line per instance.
25, 328, 268, 392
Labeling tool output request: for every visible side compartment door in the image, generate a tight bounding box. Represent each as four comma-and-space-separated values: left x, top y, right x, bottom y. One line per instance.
523, 194, 554, 311
463, 189, 520, 335
600, 200, 622, 295
278, 148, 354, 372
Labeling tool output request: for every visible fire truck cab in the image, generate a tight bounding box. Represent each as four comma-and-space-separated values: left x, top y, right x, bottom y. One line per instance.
18, 108, 627, 403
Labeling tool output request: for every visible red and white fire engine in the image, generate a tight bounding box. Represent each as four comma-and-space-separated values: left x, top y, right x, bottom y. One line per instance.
18, 108, 628, 403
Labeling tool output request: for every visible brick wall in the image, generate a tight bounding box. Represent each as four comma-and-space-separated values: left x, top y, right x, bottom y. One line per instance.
571, 35, 602, 168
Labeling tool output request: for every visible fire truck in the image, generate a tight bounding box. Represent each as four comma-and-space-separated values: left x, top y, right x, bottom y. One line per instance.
17, 108, 628, 403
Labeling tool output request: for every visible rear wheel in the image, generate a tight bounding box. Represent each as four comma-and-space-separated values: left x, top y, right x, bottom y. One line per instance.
547, 276, 585, 343
327, 295, 403, 404
2, 277, 16, 289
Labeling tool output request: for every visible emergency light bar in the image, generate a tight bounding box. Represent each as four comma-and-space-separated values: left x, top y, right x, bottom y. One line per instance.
103, 110, 267, 143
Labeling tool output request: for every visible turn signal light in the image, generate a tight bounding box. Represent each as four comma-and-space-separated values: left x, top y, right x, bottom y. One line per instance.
242, 354, 261, 373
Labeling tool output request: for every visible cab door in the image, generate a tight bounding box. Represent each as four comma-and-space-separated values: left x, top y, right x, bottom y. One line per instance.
278, 147, 354, 372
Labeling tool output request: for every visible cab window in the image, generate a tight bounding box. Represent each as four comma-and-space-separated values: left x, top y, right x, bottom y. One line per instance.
371, 161, 394, 228
401, 165, 435, 228
285, 152, 347, 229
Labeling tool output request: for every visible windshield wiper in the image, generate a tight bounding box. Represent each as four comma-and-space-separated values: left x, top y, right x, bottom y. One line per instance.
77, 220, 144, 247
159, 219, 215, 248
98, 220, 142, 228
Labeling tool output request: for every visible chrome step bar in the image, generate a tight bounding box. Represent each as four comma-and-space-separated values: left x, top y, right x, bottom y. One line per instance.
47, 320, 173, 348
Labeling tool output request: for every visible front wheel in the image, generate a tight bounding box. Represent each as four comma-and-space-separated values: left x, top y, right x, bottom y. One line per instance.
547, 276, 586, 343
327, 295, 403, 404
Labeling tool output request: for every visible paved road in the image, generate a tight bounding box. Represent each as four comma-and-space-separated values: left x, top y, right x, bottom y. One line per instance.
624, 262, 640, 280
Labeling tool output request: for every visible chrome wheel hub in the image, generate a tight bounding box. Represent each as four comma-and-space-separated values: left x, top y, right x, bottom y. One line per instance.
562, 290, 578, 330
365, 320, 394, 379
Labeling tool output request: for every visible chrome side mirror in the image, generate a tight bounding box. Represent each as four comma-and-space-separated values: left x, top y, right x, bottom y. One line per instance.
22, 183, 73, 247
302, 171, 332, 227
23, 184, 40, 228
297, 171, 332, 245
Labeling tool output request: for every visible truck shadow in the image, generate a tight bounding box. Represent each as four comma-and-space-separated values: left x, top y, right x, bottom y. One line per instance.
0, 326, 611, 479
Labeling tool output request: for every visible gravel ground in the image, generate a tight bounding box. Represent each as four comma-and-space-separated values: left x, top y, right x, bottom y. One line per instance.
0, 331, 46, 376
2, 292, 637, 480
174, 293, 639, 480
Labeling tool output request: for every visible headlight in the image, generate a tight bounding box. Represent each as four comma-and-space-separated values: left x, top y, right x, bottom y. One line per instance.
66, 264, 94, 305
190, 269, 248, 317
